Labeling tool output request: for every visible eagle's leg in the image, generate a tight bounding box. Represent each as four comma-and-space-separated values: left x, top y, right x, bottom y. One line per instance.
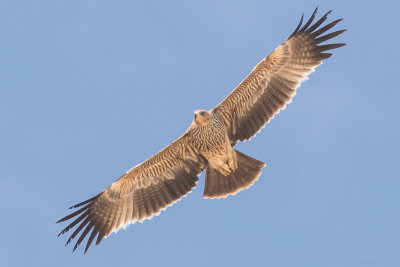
226, 138, 238, 171
207, 156, 235, 176
203, 149, 266, 199
201, 137, 238, 176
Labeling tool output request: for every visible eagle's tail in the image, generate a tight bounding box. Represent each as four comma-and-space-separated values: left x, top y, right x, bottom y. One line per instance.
203, 150, 266, 199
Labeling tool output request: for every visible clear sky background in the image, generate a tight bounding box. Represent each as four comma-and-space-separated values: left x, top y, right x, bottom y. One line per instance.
1, 0, 399, 266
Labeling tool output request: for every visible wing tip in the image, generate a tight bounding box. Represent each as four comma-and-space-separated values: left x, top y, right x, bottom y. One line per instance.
289, 12, 304, 38
289, 7, 345, 39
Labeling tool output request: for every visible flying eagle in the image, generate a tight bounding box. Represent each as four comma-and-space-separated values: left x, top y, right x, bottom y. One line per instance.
57, 7, 345, 253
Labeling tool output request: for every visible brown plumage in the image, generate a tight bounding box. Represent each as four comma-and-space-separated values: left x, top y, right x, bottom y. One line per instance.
57, 7, 345, 253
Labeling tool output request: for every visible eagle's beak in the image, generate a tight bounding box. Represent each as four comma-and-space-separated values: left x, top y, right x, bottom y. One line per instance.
194, 113, 197, 119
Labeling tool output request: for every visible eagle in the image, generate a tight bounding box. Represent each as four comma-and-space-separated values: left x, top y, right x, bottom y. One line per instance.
57, 7, 345, 253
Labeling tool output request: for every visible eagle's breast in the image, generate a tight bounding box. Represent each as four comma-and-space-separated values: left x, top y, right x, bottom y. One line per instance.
189, 115, 227, 153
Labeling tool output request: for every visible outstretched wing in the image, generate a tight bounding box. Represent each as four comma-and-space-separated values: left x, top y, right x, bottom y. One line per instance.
213, 7, 346, 145
57, 134, 205, 253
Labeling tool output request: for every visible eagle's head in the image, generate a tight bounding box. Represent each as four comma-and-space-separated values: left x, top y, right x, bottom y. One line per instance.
193, 110, 212, 126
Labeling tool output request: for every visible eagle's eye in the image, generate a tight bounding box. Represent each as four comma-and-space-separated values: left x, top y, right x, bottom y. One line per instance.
201, 111, 207, 116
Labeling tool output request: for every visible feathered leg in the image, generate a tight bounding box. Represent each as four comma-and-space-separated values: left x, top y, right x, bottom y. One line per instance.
203, 150, 266, 199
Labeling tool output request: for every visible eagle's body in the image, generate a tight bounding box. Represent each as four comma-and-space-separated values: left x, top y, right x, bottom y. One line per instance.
190, 110, 238, 177
58, 7, 346, 253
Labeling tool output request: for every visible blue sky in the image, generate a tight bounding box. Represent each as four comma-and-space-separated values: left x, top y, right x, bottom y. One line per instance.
1, 0, 399, 266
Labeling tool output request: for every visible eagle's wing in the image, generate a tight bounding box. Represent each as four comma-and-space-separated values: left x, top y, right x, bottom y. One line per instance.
57, 134, 205, 253
212, 7, 345, 145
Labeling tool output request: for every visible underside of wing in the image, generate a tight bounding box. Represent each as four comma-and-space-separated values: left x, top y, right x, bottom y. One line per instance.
213, 7, 346, 145
57, 135, 205, 253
